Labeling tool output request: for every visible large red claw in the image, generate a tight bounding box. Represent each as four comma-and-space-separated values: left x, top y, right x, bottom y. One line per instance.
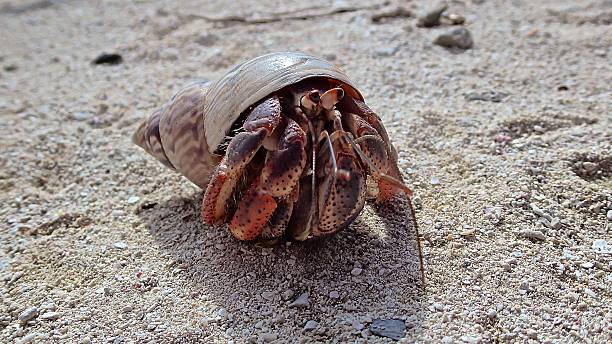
229, 178, 277, 240
201, 169, 228, 224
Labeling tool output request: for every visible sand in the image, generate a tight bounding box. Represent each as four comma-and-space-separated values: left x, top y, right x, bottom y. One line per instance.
1, 0, 610, 343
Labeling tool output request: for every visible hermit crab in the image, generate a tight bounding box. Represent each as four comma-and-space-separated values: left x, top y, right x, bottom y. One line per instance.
133, 52, 414, 242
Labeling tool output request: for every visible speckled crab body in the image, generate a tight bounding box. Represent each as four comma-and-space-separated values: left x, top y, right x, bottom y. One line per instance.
133, 52, 412, 241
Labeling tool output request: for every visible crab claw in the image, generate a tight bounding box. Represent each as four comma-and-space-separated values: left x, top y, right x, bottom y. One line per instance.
201, 96, 281, 224
229, 177, 277, 240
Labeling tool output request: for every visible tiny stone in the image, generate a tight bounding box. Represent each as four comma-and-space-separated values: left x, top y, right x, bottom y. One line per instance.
567, 293, 579, 303
549, 218, 562, 230
40, 312, 60, 321
582, 162, 597, 172
113, 242, 128, 249
122, 306, 133, 313
442, 336, 454, 344
72, 111, 93, 121
270, 315, 284, 324
584, 288, 596, 298
430, 176, 440, 185
433, 27, 473, 49
519, 230, 545, 241
487, 309, 497, 319
259, 333, 278, 342
329, 291, 340, 299
303, 320, 318, 331
433, 302, 444, 311
19, 333, 37, 344
526, 329, 538, 340
580, 262, 593, 269
592, 239, 612, 253
370, 319, 406, 340
127, 196, 140, 204
282, 289, 294, 301
417, 4, 447, 27
607, 210, 612, 221
18, 307, 39, 322
375, 46, 398, 57
289, 292, 310, 308
351, 267, 363, 276
519, 281, 531, 291
447, 13, 465, 25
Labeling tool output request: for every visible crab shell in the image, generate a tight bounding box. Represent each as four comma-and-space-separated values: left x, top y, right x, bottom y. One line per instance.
132, 52, 364, 189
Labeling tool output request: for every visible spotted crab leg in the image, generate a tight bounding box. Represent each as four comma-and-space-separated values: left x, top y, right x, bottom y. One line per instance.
201, 96, 282, 225
230, 117, 307, 240
313, 129, 367, 236
343, 110, 412, 202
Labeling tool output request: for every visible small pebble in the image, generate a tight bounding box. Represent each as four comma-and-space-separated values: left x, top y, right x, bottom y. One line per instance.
351, 267, 363, 276
549, 218, 562, 230
270, 315, 284, 324
580, 262, 593, 269
584, 288, 597, 298
19, 333, 37, 344
370, 319, 406, 340
303, 320, 318, 331
430, 176, 440, 185
127, 196, 140, 204
582, 162, 597, 172
72, 111, 93, 121
607, 209, 612, 221
526, 329, 538, 340
329, 291, 340, 299
40, 312, 60, 321
432, 302, 444, 311
259, 333, 278, 342
447, 13, 465, 25
113, 242, 128, 249
433, 27, 473, 49
519, 229, 546, 241
417, 4, 447, 27
442, 336, 454, 344
519, 281, 531, 291
18, 307, 39, 322
289, 292, 310, 308
282, 289, 294, 301
375, 46, 398, 57
121, 305, 133, 313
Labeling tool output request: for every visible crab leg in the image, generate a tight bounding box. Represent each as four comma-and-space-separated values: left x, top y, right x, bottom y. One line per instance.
313, 130, 366, 236
344, 112, 412, 202
201, 96, 282, 224
229, 118, 307, 240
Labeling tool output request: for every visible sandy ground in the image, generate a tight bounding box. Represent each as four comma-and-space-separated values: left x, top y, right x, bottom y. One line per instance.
1, 0, 611, 343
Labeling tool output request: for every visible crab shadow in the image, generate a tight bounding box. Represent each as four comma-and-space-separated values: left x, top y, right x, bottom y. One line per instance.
139, 192, 425, 340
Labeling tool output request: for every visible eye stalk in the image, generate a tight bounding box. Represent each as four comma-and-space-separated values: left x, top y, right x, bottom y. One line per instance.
300, 90, 321, 114
309, 90, 320, 103
300, 88, 345, 116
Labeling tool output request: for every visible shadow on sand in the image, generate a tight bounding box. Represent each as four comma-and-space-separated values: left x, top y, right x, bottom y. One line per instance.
138, 193, 424, 341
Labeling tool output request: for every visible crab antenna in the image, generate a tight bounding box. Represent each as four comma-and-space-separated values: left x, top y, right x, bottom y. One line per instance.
303, 120, 318, 238
318, 130, 339, 175
342, 132, 424, 286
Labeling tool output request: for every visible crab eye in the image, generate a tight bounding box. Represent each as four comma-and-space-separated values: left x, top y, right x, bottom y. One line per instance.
309, 90, 320, 103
